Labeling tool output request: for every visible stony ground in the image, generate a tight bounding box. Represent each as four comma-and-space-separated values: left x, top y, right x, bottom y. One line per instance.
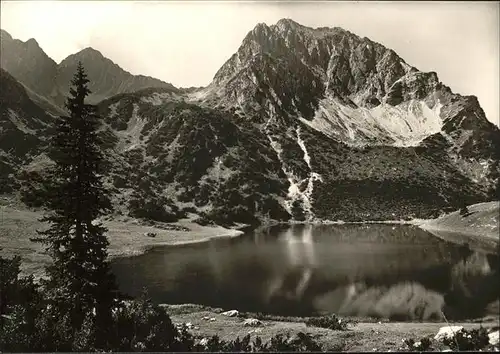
164, 304, 499, 352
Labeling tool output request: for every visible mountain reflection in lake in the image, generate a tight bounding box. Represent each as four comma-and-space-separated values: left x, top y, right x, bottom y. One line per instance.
111, 224, 499, 321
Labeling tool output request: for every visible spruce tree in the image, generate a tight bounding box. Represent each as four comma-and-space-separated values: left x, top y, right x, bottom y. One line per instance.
36, 62, 117, 347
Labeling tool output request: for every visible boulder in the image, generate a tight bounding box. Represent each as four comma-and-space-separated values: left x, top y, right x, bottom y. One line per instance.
434, 326, 464, 341
221, 310, 239, 317
243, 318, 263, 327
489, 330, 499, 346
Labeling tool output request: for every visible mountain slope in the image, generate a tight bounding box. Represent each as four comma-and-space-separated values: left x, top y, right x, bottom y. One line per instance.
95, 89, 290, 225
0, 69, 54, 193
0, 29, 176, 108
0, 29, 64, 105
187, 19, 499, 220
194, 19, 499, 151
56, 47, 177, 105
1, 20, 498, 225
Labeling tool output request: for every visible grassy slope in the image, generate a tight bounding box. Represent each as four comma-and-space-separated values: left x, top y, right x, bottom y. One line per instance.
420, 201, 499, 240
0, 205, 242, 279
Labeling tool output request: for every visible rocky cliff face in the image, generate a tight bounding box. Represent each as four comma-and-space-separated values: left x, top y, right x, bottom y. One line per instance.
197, 19, 498, 150
1, 20, 498, 224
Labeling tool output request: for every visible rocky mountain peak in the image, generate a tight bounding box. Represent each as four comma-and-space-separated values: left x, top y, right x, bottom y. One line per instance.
207, 19, 420, 122
74, 46, 105, 59
59, 47, 109, 69
199, 19, 498, 154
0, 30, 61, 105
275, 18, 303, 31
25, 37, 40, 48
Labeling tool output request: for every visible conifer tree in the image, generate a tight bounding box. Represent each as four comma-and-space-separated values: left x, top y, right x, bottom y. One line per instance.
36, 62, 117, 347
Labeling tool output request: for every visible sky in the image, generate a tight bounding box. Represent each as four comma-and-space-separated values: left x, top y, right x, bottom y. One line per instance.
1, 1, 499, 126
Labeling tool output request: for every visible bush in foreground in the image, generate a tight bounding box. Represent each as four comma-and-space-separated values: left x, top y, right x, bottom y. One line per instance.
195, 332, 322, 352
442, 327, 491, 351
403, 337, 433, 351
403, 326, 494, 352
107, 292, 192, 352
305, 314, 351, 331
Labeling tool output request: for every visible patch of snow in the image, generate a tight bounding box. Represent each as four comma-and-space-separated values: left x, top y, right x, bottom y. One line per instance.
186, 87, 211, 102
304, 96, 444, 146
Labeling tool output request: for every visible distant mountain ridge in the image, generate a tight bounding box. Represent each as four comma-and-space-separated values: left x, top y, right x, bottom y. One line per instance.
0, 29, 175, 109
0, 20, 498, 225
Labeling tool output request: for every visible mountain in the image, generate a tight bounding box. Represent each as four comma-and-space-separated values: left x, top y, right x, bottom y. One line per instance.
56, 47, 177, 105
0, 29, 175, 108
0, 29, 64, 105
0, 69, 54, 193
197, 19, 498, 147
188, 18, 500, 219
1, 20, 498, 225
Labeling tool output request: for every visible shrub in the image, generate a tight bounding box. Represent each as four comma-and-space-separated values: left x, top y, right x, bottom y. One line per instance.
403, 337, 433, 351
195, 332, 322, 352
193, 213, 216, 226
305, 315, 350, 331
290, 199, 306, 221
442, 327, 490, 351
0, 255, 42, 352
1, 255, 326, 353
112, 175, 129, 188
109, 292, 184, 352
18, 170, 50, 208
129, 196, 180, 223
268, 332, 322, 352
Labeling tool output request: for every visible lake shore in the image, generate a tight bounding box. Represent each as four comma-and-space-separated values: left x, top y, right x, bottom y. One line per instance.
2, 202, 499, 350
2, 200, 498, 278
0, 206, 244, 279
418, 201, 499, 238
418, 201, 499, 252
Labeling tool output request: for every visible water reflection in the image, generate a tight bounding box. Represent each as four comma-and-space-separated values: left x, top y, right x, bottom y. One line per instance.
112, 224, 499, 321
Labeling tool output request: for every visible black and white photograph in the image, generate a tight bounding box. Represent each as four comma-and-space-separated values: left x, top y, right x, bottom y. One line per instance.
0, 0, 499, 352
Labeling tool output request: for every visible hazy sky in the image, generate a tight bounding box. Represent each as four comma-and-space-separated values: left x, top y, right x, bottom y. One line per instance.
1, 1, 499, 126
